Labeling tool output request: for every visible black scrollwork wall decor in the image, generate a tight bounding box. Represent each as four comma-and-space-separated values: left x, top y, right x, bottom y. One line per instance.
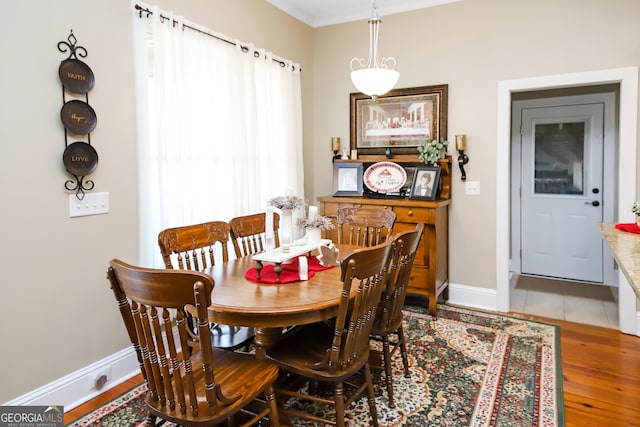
58, 30, 98, 200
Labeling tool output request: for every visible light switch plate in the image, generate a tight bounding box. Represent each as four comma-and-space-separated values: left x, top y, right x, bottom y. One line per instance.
69, 192, 109, 217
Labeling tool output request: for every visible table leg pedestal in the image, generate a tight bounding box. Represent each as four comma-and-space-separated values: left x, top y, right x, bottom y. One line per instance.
254, 327, 283, 359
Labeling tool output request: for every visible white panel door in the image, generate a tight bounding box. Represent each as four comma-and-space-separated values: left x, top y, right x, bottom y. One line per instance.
520, 103, 604, 282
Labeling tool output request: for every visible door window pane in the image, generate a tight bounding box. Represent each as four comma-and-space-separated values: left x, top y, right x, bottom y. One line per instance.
534, 122, 585, 195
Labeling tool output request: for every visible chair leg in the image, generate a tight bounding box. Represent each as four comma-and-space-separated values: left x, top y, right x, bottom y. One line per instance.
144, 412, 156, 427
363, 363, 379, 427
265, 384, 280, 427
334, 382, 346, 427
381, 338, 395, 408
397, 326, 411, 378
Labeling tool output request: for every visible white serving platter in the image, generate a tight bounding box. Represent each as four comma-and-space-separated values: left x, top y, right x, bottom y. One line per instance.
363, 161, 407, 193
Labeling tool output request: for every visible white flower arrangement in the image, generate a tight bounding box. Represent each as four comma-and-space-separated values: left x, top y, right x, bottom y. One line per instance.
296, 215, 335, 230
417, 139, 449, 166
632, 202, 640, 216
267, 195, 306, 211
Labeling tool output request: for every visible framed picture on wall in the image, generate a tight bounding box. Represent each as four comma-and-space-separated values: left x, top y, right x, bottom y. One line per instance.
409, 166, 441, 200
350, 84, 448, 156
332, 162, 363, 196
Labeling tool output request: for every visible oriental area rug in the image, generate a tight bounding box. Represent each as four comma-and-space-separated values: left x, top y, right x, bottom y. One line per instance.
67, 304, 564, 426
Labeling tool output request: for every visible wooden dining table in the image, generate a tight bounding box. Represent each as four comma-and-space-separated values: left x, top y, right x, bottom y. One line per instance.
201, 246, 352, 358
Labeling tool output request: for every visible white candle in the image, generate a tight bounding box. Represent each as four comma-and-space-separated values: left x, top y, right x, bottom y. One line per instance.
298, 256, 308, 280
265, 207, 274, 239
308, 205, 318, 221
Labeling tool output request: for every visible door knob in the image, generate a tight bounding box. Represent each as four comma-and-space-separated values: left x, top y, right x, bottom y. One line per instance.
584, 200, 600, 206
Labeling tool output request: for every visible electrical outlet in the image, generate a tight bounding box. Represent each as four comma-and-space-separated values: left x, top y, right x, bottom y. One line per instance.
92, 366, 111, 390
69, 192, 109, 217
465, 181, 480, 195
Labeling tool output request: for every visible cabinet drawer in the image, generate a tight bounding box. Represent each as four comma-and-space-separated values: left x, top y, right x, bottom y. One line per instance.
393, 206, 434, 223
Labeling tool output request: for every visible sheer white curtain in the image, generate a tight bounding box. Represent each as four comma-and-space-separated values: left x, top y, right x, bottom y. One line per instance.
132, 4, 303, 267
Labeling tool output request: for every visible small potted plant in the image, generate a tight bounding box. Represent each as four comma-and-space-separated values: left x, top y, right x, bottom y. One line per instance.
296, 215, 334, 244
417, 139, 449, 166
632, 202, 640, 226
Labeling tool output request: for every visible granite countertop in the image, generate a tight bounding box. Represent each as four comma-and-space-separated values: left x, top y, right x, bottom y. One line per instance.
599, 222, 640, 299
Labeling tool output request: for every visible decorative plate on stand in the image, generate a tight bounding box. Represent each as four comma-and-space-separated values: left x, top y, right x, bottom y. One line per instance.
363, 162, 407, 193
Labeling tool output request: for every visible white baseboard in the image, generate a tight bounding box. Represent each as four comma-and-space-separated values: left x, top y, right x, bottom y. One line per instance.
3, 347, 140, 410
447, 283, 499, 312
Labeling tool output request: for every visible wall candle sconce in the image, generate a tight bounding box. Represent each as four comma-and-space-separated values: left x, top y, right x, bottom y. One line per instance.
455, 134, 469, 181
331, 137, 341, 162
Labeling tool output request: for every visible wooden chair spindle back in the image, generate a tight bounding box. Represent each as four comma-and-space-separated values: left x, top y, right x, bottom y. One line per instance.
158, 221, 230, 270
328, 240, 393, 372
336, 207, 396, 247
229, 212, 280, 258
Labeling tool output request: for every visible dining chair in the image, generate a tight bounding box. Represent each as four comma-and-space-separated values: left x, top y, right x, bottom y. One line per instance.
158, 221, 254, 351
335, 207, 396, 247
229, 212, 280, 258
370, 223, 425, 408
107, 259, 280, 427
158, 221, 230, 270
265, 240, 393, 427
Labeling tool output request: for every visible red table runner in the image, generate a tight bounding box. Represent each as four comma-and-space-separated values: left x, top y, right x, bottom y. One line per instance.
245, 256, 334, 284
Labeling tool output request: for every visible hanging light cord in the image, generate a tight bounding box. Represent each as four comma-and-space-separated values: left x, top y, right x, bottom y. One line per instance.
350, 1, 396, 72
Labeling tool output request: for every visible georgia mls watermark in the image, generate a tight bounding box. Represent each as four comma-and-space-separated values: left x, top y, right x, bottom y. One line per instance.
0, 406, 63, 427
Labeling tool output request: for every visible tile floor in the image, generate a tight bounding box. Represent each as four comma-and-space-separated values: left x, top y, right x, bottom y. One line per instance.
510, 274, 619, 329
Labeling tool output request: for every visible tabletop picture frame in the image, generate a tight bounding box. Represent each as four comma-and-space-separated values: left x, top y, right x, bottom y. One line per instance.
332, 162, 363, 196
409, 166, 441, 200
350, 84, 448, 156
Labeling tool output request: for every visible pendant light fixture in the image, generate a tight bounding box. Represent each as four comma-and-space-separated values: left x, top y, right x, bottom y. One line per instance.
350, 1, 399, 100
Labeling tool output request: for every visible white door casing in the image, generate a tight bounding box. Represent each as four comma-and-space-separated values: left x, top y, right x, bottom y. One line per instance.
497, 67, 639, 335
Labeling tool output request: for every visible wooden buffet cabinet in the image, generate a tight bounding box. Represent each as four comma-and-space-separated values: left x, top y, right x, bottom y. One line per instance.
318, 156, 451, 316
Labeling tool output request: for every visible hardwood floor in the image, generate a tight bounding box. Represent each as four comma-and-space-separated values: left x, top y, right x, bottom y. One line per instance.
63, 314, 640, 426
519, 314, 640, 427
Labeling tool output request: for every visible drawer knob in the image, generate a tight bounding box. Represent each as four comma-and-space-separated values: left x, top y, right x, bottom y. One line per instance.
407, 210, 414, 216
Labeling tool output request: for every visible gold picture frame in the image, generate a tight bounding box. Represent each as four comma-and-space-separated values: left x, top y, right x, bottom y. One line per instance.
350, 84, 448, 156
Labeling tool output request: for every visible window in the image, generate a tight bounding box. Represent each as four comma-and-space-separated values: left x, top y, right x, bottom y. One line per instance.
132, 5, 304, 266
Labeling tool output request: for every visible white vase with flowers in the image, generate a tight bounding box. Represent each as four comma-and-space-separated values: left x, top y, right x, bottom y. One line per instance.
297, 215, 334, 245
267, 195, 306, 245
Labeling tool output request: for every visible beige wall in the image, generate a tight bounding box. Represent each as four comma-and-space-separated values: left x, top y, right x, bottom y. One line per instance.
311, 0, 640, 290
0, 0, 311, 403
1, 0, 639, 403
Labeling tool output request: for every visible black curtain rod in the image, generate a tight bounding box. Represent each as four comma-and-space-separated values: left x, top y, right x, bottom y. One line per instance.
134, 4, 300, 71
